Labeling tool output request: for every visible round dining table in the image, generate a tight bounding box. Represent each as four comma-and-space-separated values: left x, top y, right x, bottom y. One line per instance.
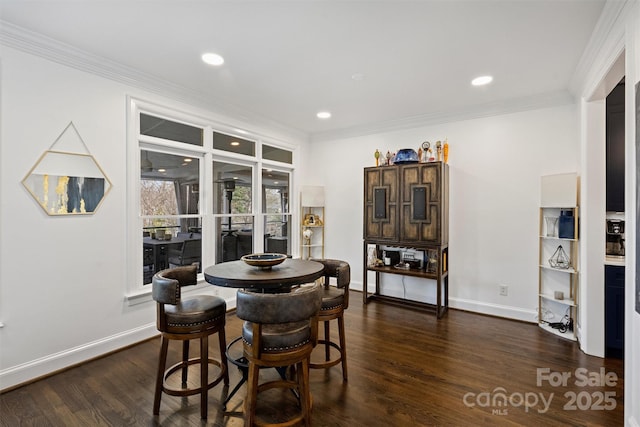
203, 258, 324, 290
203, 257, 325, 410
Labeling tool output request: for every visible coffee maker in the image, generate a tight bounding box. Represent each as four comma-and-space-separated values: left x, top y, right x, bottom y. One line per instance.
606, 219, 625, 257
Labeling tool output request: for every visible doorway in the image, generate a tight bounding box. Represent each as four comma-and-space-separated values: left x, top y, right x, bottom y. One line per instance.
605, 78, 626, 359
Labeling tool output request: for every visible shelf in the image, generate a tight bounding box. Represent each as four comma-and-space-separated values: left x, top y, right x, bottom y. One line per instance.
366, 265, 441, 280
539, 293, 576, 306
539, 265, 577, 274
538, 188, 579, 343
365, 293, 447, 317
539, 323, 577, 341
300, 205, 324, 260
539, 235, 578, 242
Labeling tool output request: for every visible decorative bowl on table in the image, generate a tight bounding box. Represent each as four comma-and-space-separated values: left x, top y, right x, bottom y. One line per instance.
241, 253, 287, 269
393, 148, 419, 164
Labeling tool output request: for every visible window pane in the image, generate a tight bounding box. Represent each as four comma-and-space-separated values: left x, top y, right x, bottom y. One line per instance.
213, 131, 255, 156
141, 180, 179, 216
262, 169, 290, 214
263, 144, 293, 164
262, 169, 290, 255
213, 161, 252, 216
213, 161, 254, 262
141, 151, 199, 216
140, 114, 203, 146
143, 219, 202, 285
216, 218, 254, 263
141, 149, 201, 285
265, 215, 291, 255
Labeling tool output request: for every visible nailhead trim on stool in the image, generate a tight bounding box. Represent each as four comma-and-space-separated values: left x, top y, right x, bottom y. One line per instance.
152, 265, 229, 419
309, 259, 350, 381
236, 283, 322, 427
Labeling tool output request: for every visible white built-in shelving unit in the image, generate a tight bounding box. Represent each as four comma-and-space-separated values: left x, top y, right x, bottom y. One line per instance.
538, 173, 579, 341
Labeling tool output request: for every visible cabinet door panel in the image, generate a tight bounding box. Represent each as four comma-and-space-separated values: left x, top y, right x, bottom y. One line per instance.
400, 163, 442, 243
364, 167, 398, 240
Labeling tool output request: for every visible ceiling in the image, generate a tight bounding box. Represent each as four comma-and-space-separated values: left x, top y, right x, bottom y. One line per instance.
0, 1, 606, 140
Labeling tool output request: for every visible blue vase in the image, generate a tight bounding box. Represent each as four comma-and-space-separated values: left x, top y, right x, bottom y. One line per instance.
558, 210, 575, 239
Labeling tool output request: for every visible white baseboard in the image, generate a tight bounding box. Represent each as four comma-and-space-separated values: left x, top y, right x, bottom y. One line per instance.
355, 280, 537, 323
0, 323, 158, 392
449, 297, 538, 323
1, 295, 238, 392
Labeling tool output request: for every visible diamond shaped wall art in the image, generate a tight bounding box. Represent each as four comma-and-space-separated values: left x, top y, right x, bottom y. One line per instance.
22, 122, 112, 215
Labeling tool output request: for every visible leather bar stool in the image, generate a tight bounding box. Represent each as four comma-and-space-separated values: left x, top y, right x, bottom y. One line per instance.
236, 283, 322, 427
309, 259, 350, 380
152, 265, 229, 419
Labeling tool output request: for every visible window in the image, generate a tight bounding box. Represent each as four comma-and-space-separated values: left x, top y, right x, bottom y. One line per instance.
213, 161, 254, 263
129, 101, 296, 295
213, 131, 255, 156
140, 113, 203, 146
141, 150, 202, 283
263, 144, 293, 164
263, 168, 291, 255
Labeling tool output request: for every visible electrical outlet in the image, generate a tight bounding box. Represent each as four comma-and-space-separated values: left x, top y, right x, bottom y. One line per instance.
499, 285, 508, 296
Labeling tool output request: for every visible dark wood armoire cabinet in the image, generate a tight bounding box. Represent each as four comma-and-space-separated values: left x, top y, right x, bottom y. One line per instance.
363, 161, 449, 317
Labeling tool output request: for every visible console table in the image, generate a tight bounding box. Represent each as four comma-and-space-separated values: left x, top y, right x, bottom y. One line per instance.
363, 242, 448, 318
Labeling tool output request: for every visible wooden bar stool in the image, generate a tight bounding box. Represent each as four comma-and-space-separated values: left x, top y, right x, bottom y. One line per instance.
236, 283, 322, 427
309, 259, 350, 380
151, 265, 229, 419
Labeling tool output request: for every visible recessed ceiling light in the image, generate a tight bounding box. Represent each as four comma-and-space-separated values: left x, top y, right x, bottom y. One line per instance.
317, 111, 331, 119
471, 75, 493, 86
202, 53, 224, 66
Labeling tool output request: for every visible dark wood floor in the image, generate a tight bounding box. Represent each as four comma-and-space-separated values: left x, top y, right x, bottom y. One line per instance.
1, 291, 624, 426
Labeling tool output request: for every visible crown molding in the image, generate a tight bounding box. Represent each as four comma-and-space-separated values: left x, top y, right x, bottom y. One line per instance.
0, 18, 591, 146
0, 20, 307, 143
568, 0, 631, 99
309, 90, 575, 143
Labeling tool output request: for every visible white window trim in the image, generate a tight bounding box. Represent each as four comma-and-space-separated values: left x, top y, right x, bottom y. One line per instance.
125, 96, 299, 302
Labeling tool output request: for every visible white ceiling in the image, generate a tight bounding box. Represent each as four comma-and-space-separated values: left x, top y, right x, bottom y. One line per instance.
0, 0, 606, 140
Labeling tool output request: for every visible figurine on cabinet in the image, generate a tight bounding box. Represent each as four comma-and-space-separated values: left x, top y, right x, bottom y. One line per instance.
443, 138, 449, 163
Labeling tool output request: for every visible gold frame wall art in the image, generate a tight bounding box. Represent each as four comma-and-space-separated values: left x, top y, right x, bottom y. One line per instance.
21, 122, 112, 216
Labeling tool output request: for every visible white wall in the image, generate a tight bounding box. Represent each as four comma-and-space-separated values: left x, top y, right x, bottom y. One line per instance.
307, 104, 579, 322
0, 46, 305, 390
625, 2, 640, 425
573, 1, 639, 424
